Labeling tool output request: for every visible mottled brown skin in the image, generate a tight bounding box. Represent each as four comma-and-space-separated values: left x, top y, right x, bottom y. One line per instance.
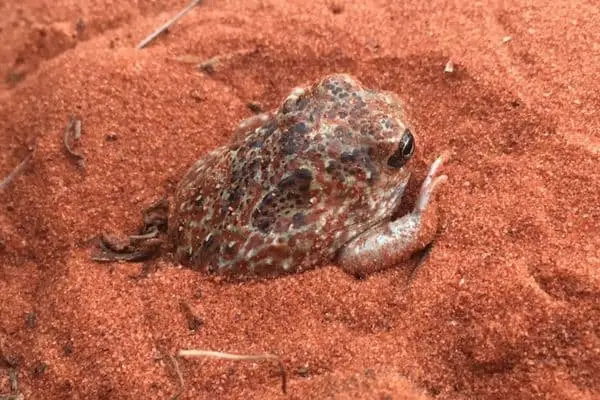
170, 74, 447, 278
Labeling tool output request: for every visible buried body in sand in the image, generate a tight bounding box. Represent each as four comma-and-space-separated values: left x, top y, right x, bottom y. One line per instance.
94, 73, 448, 280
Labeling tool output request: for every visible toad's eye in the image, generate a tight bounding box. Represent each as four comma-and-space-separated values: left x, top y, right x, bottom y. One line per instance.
387, 129, 415, 168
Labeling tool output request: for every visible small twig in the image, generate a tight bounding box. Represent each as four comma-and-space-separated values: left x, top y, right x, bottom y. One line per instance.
8, 369, 17, 392
91, 199, 168, 264
0, 367, 23, 400
91, 249, 156, 262
167, 355, 185, 400
0, 392, 23, 400
178, 349, 287, 394
91, 233, 161, 262
73, 119, 82, 139
129, 225, 159, 242
0, 149, 34, 191
0, 394, 23, 400
0, 341, 23, 400
136, 0, 203, 49
63, 116, 85, 168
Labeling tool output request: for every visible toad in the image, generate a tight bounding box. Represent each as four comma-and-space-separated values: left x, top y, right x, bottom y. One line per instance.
94, 74, 448, 279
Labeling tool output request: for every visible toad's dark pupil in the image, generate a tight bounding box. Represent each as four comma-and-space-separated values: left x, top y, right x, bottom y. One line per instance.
387, 129, 415, 168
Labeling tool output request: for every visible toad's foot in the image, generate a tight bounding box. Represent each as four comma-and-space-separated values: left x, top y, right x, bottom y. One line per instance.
337, 152, 449, 276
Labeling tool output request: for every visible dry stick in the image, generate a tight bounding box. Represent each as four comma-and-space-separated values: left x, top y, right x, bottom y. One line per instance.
0, 150, 34, 191
0, 368, 22, 400
129, 225, 160, 242
136, 0, 203, 49
63, 117, 85, 168
8, 369, 17, 393
91, 249, 155, 262
178, 349, 288, 394
167, 355, 185, 400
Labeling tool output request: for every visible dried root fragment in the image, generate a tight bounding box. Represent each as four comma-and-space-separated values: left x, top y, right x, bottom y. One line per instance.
0, 148, 35, 191
166, 355, 185, 400
178, 349, 288, 394
91, 199, 169, 262
136, 0, 203, 49
63, 116, 85, 169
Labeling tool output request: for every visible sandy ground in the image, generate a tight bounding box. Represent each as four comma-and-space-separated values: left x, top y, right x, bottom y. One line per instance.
1, 0, 599, 399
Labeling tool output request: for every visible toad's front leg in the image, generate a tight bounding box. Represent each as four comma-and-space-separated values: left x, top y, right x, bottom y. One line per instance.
337, 154, 448, 276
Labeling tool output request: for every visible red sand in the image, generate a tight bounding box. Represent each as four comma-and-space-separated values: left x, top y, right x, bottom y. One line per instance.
1, 1, 599, 399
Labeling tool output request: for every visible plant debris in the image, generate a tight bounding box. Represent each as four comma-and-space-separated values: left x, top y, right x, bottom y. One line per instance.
0, 344, 22, 400
167, 355, 185, 400
0, 149, 34, 191
0, 368, 22, 400
178, 349, 287, 394
91, 199, 169, 262
62, 116, 85, 169
136, 0, 203, 49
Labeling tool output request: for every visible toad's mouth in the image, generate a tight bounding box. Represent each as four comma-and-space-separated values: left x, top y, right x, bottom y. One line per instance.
388, 173, 411, 215
337, 173, 411, 249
